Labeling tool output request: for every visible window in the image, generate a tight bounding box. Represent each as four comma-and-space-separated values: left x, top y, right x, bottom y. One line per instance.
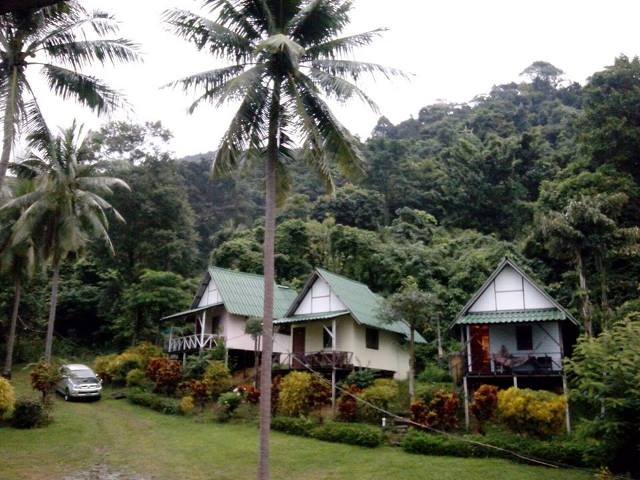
365, 328, 379, 350
323, 327, 333, 349
515, 325, 533, 350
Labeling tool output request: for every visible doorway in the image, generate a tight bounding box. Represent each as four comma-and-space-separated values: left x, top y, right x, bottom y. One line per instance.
292, 327, 306, 369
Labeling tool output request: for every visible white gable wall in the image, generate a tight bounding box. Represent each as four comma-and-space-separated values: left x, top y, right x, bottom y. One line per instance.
294, 277, 347, 314
469, 265, 553, 313
198, 276, 222, 307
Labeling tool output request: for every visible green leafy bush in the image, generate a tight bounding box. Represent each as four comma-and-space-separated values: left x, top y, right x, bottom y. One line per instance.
203, 361, 232, 399
11, 399, 47, 429
417, 363, 451, 383
125, 368, 147, 388
183, 346, 226, 380
311, 422, 383, 448
93, 354, 117, 383
343, 369, 376, 389
146, 358, 182, 394
359, 379, 399, 422
415, 382, 456, 404
125, 342, 162, 370
107, 352, 144, 384
271, 416, 315, 437
217, 392, 242, 421
497, 387, 566, 438
0, 377, 16, 418
127, 390, 181, 415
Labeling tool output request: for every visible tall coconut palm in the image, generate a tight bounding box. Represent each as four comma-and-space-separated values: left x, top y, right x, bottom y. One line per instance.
1, 122, 130, 362
166, 2, 402, 478
0, 1, 140, 189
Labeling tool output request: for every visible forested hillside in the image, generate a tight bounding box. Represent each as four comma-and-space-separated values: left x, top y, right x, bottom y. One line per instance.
3, 58, 640, 355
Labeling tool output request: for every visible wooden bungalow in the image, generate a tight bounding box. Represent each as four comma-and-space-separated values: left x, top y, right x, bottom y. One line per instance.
162, 267, 297, 368
274, 268, 426, 380
450, 257, 579, 430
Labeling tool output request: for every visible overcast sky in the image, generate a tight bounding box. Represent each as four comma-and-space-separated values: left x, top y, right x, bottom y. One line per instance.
29, 0, 640, 157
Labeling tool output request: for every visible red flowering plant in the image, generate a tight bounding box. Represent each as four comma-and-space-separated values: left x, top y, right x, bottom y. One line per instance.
146, 358, 182, 395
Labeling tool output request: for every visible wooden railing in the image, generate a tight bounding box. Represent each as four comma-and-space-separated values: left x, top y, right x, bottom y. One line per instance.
464, 351, 563, 375
281, 350, 353, 370
165, 334, 219, 354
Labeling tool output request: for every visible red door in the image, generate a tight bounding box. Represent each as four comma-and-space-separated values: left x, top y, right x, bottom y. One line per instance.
469, 325, 490, 373
292, 328, 306, 369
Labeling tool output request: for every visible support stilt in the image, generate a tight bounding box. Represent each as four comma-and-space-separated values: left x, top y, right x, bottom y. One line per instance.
463, 375, 470, 431
562, 374, 571, 434
513, 375, 518, 388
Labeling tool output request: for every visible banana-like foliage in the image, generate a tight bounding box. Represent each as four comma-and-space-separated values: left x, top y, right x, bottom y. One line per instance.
165, 0, 405, 194
0, 1, 141, 188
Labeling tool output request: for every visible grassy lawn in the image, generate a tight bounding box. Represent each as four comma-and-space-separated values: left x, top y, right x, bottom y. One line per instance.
0, 370, 590, 480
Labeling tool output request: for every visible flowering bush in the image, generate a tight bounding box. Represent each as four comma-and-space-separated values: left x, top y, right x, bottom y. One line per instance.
471, 384, 498, 433
146, 357, 182, 394
0, 377, 16, 418
203, 361, 232, 399
497, 387, 566, 437
237, 384, 260, 404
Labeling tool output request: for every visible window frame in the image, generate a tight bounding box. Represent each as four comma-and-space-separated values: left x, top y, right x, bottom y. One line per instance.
365, 327, 379, 350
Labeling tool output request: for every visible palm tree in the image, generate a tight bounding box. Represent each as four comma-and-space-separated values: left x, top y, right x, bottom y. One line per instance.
0, 1, 140, 188
165, 2, 401, 478
1, 122, 130, 362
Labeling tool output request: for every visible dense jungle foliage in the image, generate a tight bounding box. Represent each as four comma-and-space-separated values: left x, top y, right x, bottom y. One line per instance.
2, 58, 640, 355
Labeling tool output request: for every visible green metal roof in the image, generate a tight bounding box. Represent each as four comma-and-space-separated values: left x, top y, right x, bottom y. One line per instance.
275, 310, 350, 324
457, 308, 566, 325
309, 268, 427, 343
208, 267, 298, 318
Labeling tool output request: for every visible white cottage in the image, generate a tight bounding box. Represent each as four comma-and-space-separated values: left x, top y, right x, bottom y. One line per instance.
162, 267, 297, 368
274, 268, 426, 380
452, 258, 578, 384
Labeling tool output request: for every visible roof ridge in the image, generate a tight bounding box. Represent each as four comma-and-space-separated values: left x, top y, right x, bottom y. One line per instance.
209, 265, 295, 290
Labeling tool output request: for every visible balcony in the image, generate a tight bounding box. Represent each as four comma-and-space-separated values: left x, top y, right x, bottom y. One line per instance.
281, 350, 353, 370
464, 351, 563, 376
165, 333, 220, 354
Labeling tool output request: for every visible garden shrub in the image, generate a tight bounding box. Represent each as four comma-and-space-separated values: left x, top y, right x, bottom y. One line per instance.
11, 399, 47, 429
471, 385, 498, 433
337, 385, 361, 422
107, 352, 143, 384
410, 390, 460, 431
146, 357, 182, 395
125, 368, 147, 388
311, 422, 383, 448
179, 395, 195, 415
93, 354, 117, 383
236, 384, 260, 404
497, 387, 565, 437
127, 389, 181, 415
124, 342, 162, 369
203, 361, 232, 399
359, 379, 399, 422
417, 363, 451, 383
271, 416, 315, 437
30, 361, 61, 404
217, 392, 242, 421
183, 346, 226, 380
179, 379, 211, 406
277, 371, 313, 416
343, 369, 376, 389
415, 382, 456, 404
0, 377, 16, 418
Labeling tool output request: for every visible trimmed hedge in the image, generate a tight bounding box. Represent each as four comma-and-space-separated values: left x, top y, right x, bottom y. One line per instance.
11, 399, 47, 429
310, 422, 383, 448
127, 390, 181, 415
271, 416, 383, 448
401, 430, 593, 467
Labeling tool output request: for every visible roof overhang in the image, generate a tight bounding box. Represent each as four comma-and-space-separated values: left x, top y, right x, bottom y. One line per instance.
274, 310, 351, 325
161, 302, 223, 322
456, 308, 566, 325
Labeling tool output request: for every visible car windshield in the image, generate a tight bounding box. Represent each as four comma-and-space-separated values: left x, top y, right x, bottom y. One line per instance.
70, 369, 96, 380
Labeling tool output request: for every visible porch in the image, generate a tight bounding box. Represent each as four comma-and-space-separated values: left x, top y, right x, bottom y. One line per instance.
165, 333, 221, 354
280, 350, 354, 370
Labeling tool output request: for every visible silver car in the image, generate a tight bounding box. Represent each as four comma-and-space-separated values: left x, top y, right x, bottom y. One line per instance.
56, 364, 102, 401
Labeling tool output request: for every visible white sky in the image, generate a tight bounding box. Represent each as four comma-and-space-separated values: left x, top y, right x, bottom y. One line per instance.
29, 0, 640, 157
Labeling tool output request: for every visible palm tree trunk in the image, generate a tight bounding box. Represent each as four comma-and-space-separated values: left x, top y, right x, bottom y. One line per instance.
257, 79, 281, 480
44, 260, 61, 363
2, 278, 21, 379
409, 327, 415, 402
0, 67, 19, 189
576, 252, 593, 337
436, 318, 444, 359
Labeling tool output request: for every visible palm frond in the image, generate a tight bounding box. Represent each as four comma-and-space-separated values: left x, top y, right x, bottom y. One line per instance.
303, 29, 386, 59
163, 9, 253, 61
306, 67, 379, 112
42, 39, 141, 69
203, 0, 261, 41
40, 64, 125, 115
288, 0, 353, 46
76, 176, 130, 194
309, 59, 409, 82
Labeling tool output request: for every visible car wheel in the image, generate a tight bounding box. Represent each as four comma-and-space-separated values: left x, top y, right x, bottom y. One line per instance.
64, 389, 71, 401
